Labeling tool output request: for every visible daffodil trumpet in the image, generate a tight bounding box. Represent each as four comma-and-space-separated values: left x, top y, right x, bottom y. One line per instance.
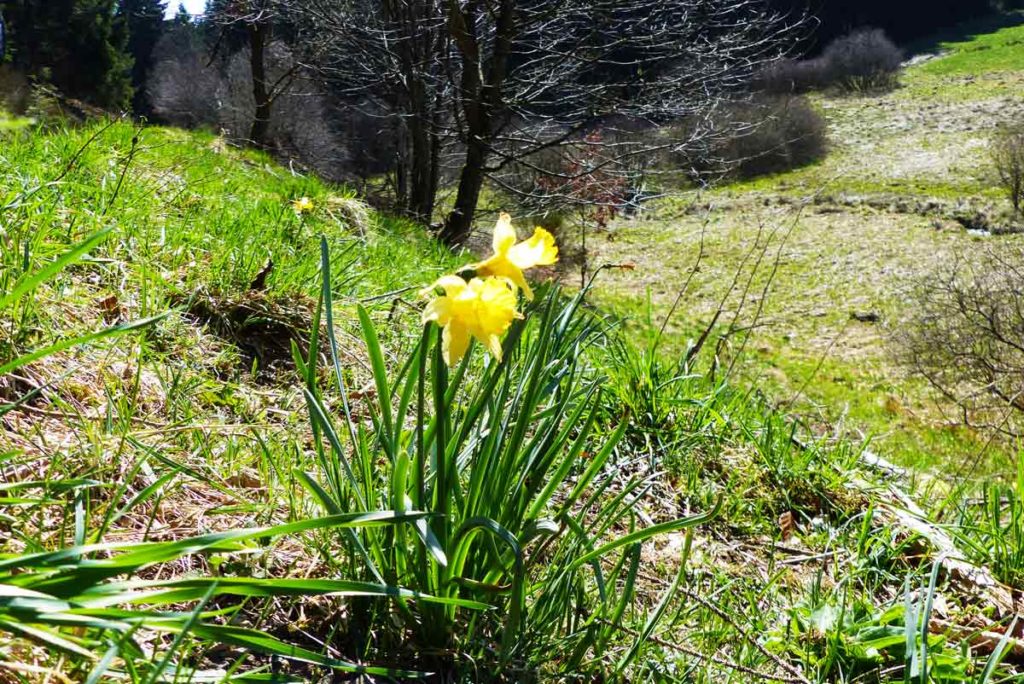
292, 196, 314, 214
420, 274, 522, 367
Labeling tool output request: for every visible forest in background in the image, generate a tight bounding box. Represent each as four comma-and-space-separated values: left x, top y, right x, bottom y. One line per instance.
1, 0, 1020, 246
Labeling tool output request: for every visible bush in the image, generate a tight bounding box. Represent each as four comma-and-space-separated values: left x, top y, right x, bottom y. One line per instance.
897, 246, 1024, 437
697, 95, 828, 179
821, 28, 903, 93
992, 123, 1024, 214
756, 29, 903, 95
755, 57, 831, 95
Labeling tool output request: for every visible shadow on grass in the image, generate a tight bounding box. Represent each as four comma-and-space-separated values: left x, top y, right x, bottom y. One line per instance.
905, 9, 1024, 56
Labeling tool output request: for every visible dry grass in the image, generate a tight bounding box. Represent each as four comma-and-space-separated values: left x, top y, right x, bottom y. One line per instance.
589, 45, 1024, 473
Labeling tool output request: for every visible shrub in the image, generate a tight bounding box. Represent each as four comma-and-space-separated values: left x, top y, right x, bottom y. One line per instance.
756, 29, 903, 95
897, 246, 1024, 438
992, 123, 1024, 214
755, 57, 831, 95
698, 95, 828, 179
821, 28, 903, 93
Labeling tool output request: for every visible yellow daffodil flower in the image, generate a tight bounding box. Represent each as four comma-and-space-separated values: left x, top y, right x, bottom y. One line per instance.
470, 213, 558, 300
421, 275, 521, 366
292, 197, 314, 214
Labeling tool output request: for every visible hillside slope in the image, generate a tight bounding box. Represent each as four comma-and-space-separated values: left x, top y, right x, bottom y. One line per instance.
593, 17, 1024, 474
2, 114, 1023, 680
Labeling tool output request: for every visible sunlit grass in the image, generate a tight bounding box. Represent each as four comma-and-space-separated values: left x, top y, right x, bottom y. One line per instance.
4, 100, 1024, 681
917, 20, 1024, 77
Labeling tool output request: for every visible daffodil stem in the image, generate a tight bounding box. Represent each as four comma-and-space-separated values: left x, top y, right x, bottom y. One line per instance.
432, 326, 450, 557
415, 325, 429, 513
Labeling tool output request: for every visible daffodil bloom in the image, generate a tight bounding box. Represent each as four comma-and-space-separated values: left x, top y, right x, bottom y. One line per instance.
292, 197, 314, 214
469, 213, 558, 301
421, 275, 521, 366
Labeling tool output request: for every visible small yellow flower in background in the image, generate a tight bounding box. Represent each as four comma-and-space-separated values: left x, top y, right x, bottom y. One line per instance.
292, 197, 314, 214
421, 275, 521, 366
470, 213, 558, 301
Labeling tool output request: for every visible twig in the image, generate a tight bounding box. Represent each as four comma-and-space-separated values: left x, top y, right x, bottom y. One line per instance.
102, 126, 143, 216
52, 114, 126, 184
359, 285, 420, 303
597, 618, 810, 684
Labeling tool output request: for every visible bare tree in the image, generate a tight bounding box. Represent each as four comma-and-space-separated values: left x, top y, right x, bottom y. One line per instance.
149, 23, 224, 127
992, 123, 1024, 215
293, 0, 803, 244
289, 0, 450, 222
149, 25, 346, 178
898, 246, 1024, 437
206, 0, 301, 148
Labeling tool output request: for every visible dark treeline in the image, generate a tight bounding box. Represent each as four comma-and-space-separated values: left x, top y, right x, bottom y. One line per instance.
0, 0, 135, 108
772, 0, 1021, 53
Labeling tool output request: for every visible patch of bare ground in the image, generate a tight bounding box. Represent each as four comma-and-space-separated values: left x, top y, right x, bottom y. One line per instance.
823, 78, 1024, 180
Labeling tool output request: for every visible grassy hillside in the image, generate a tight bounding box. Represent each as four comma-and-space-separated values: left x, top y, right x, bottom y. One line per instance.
592, 14, 1024, 476
2, 51, 1024, 683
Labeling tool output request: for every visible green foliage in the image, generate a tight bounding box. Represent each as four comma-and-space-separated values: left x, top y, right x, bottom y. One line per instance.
0, 118, 463, 677
3, 116, 1023, 683
946, 459, 1024, 589
3, 0, 134, 109
0, 219, 444, 678
0, 512, 469, 679
291, 243, 716, 677
917, 20, 1024, 77
771, 562, 1022, 684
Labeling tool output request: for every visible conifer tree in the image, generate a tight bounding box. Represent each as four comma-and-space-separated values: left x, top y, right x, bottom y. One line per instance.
119, 0, 167, 114
3, 0, 133, 109
173, 2, 191, 24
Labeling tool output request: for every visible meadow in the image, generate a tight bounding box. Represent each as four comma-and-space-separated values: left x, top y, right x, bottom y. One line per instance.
2, 16, 1024, 684
592, 18, 1024, 476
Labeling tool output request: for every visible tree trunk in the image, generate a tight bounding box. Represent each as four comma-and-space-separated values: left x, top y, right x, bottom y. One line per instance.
439, 0, 516, 246
440, 134, 487, 245
407, 84, 435, 222
394, 119, 409, 209
248, 21, 271, 149
427, 95, 443, 221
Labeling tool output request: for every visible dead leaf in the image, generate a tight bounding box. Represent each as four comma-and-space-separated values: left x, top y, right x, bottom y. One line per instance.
226, 471, 263, 489
779, 511, 795, 541
97, 295, 124, 323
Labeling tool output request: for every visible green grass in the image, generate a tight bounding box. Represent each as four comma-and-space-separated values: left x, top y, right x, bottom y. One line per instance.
900, 14, 1024, 102
917, 19, 1024, 77
588, 11, 1024, 477
4, 115, 1024, 682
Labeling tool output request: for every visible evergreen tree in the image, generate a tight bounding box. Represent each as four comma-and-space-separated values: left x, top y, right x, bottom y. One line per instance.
2, 0, 133, 109
772, 0, 995, 52
119, 0, 167, 114
173, 2, 191, 24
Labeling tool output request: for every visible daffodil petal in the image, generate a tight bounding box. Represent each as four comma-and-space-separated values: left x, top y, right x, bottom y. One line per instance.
422, 297, 452, 325
507, 228, 558, 269
485, 334, 504, 361
508, 270, 532, 300
420, 274, 469, 298
444, 322, 471, 367
467, 254, 499, 276
492, 213, 518, 254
